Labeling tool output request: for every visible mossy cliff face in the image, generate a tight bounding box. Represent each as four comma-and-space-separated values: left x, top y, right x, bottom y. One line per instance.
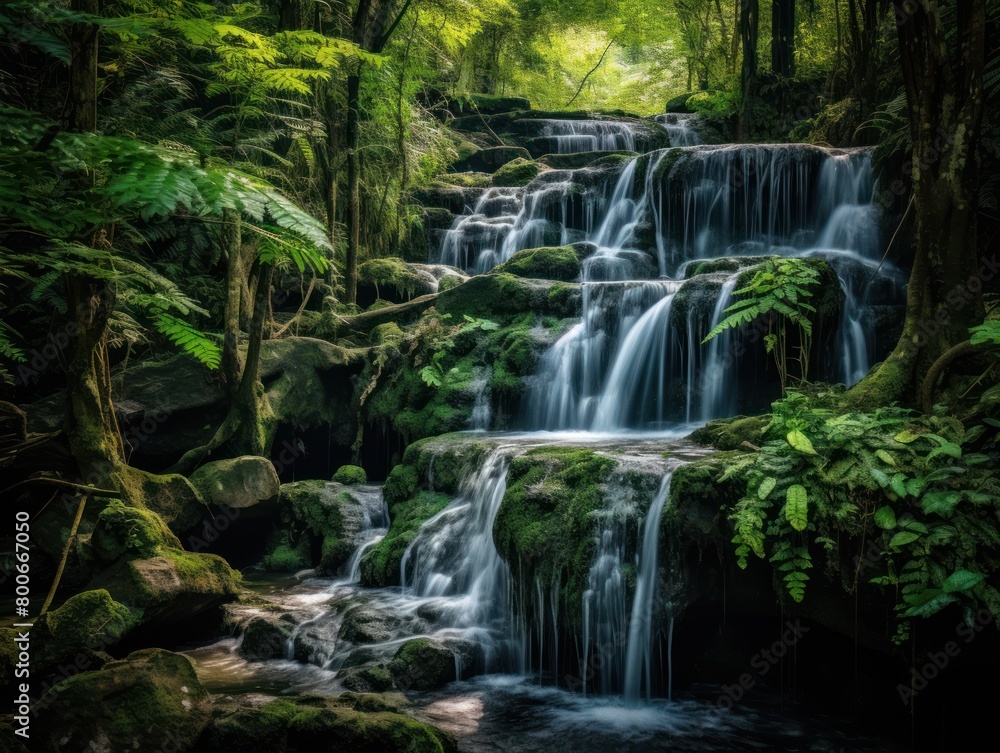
492, 447, 617, 624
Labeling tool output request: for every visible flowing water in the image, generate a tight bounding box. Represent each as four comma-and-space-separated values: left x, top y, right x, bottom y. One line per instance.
187, 118, 906, 751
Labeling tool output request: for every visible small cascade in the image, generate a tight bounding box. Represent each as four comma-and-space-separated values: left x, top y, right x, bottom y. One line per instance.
580, 508, 628, 696
399, 450, 517, 668
693, 274, 740, 422
623, 472, 674, 702
539, 119, 639, 153
469, 367, 492, 431
655, 113, 702, 147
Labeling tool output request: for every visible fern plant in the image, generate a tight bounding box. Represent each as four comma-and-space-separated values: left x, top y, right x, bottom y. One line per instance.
703, 257, 822, 390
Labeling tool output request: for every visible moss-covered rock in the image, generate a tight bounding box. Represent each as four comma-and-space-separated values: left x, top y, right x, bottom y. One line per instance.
89, 545, 241, 626
35, 648, 209, 753
260, 481, 370, 574
238, 614, 295, 660
338, 664, 395, 693
494, 246, 582, 282
189, 456, 280, 514
33, 589, 137, 669
360, 257, 438, 302
491, 157, 541, 187
388, 638, 457, 690
493, 447, 616, 619
338, 599, 406, 644
332, 464, 368, 485
437, 273, 579, 319
191, 693, 456, 753
91, 500, 180, 562
538, 150, 638, 169
688, 414, 769, 451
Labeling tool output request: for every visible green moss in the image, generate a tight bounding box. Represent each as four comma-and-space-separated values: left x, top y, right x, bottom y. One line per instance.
388, 638, 456, 690
370, 322, 404, 346
360, 257, 427, 298
437, 274, 580, 319
494, 246, 581, 282
405, 436, 488, 494
493, 447, 616, 623
688, 414, 769, 450
438, 172, 492, 188
34, 589, 137, 667
437, 274, 465, 292
92, 501, 180, 561
333, 465, 368, 485
359, 491, 451, 586
262, 540, 311, 572
197, 694, 455, 753
491, 157, 541, 187
383, 464, 418, 505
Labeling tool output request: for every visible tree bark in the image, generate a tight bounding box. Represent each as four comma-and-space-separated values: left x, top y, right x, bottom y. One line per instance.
221, 210, 244, 397
345, 70, 361, 305
771, 0, 795, 77
849, 0, 987, 407
739, 0, 760, 140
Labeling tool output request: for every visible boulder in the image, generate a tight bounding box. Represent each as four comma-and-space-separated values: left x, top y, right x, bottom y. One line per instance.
454, 145, 531, 173
33, 589, 137, 669
332, 464, 367, 485
538, 150, 638, 169
338, 664, 395, 693
189, 456, 280, 515
494, 246, 581, 282
35, 649, 209, 753
238, 614, 295, 661
491, 157, 541, 187
191, 693, 456, 753
388, 638, 457, 690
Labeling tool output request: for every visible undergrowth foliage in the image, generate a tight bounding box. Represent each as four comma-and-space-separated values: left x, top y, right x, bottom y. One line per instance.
721, 390, 1000, 640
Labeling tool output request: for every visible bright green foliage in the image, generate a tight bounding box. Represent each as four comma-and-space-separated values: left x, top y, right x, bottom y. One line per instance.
703, 257, 823, 389
718, 390, 1000, 625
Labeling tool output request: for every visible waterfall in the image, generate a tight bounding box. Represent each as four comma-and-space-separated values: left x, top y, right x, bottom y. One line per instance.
695, 274, 741, 421
400, 451, 514, 646
655, 113, 702, 147
623, 472, 673, 702
539, 119, 639, 153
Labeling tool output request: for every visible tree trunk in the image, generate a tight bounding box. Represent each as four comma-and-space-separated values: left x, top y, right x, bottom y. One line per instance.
345, 70, 361, 305
280, 0, 315, 31
849, 0, 986, 408
771, 0, 795, 77
221, 210, 244, 397
739, 0, 760, 140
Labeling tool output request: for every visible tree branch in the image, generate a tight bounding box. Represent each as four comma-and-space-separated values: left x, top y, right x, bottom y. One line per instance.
565, 40, 615, 107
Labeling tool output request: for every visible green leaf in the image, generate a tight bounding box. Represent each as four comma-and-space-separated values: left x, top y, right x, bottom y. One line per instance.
875, 449, 896, 466
894, 429, 921, 443
903, 591, 957, 618
890, 473, 909, 498
870, 468, 890, 488
758, 477, 777, 499
942, 569, 985, 593
874, 505, 897, 529
889, 531, 920, 549
921, 491, 962, 517
786, 430, 818, 455
784, 485, 809, 531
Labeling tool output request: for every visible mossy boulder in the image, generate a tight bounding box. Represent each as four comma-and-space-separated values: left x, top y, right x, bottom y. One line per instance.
491, 157, 541, 187
538, 150, 638, 169
189, 456, 280, 514
332, 464, 367, 485
91, 501, 180, 562
33, 589, 137, 669
133, 469, 211, 534
89, 544, 241, 626
35, 648, 209, 753
388, 638, 457, 690
260, 481, 370, 574
359, 257, 438, 303
238, 614, 295, 661
338, 664, 395, 693
437, 273, 580, 320
688, 414, 769, 451
455, 145, 532, 173
191, 693, 456, 753
338, 599, 406, 644
494, 246, 582, 282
